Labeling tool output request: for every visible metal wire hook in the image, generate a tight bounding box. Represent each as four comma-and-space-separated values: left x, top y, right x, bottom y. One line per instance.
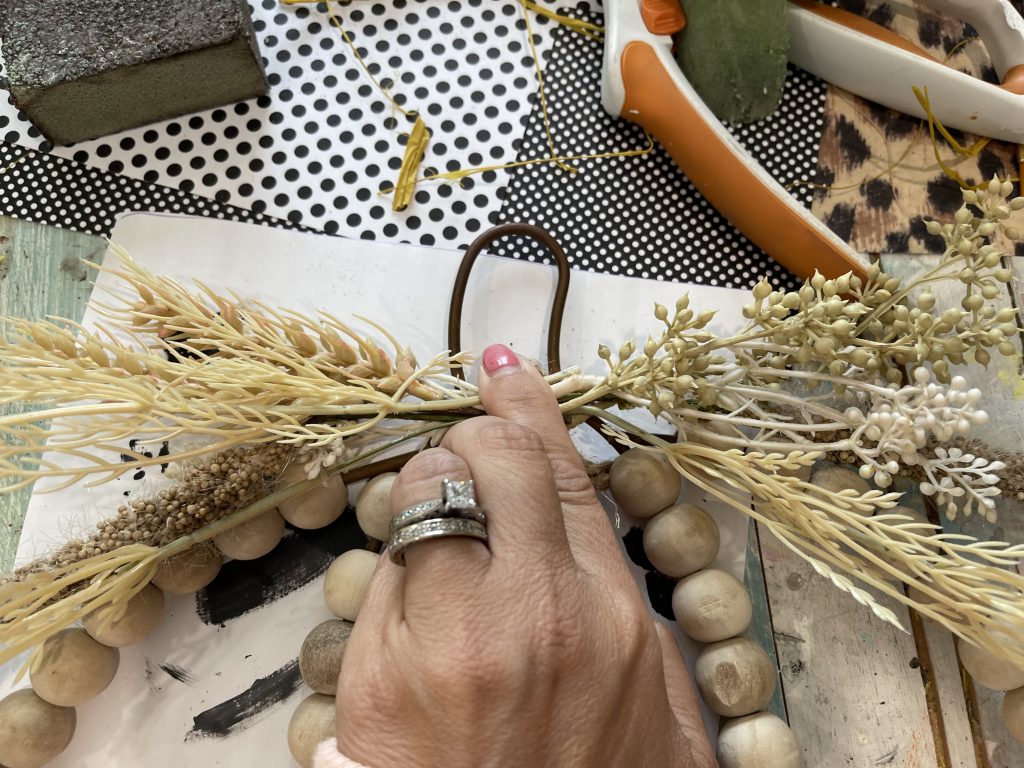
447, 223, 571, 378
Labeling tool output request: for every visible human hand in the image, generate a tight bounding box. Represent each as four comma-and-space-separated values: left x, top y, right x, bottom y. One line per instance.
330, 344, 716, 768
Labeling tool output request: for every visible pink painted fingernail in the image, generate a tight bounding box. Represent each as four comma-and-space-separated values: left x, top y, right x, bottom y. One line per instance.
482, 343, 521, 377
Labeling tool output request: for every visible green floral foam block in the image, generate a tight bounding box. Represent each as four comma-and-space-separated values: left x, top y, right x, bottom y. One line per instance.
675, 0, 789, 124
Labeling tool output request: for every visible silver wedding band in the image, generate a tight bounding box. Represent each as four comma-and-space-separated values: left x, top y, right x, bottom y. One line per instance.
388, 478, 489, 565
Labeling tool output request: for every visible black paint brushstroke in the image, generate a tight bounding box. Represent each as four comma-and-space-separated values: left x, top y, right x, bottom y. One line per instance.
622, 527, 654, 571
187, 659, 302, 740
160, 663, 197, 684
195, 505, 364, 625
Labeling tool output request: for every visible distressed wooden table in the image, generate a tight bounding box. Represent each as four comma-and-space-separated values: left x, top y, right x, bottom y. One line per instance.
2, 215, 1022, 767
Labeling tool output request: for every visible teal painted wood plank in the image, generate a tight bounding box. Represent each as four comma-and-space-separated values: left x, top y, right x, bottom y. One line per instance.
744, 521, 787, 721
0, 216, 104, 571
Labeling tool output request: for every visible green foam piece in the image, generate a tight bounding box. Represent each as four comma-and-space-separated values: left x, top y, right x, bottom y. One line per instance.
675, 0, 789, 124
1, 0, 267, 145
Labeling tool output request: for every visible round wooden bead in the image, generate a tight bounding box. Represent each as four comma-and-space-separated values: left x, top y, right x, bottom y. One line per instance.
30, 628, 119, 707
695, 637, 776, 717
609, 448, 681, 519
717, 712, 800, 768
644, 503, 720, 577
355, 472, 398, 541
0, 689, 76, 768
810, 465, 870, 499
778, 462, 812, 482
672, 569, 752, 643
299, 619, 353, 695
82, 584, 165, 648
957, 639, 1024, 691
152, 542, 222, 594
214, 509, 286, 560
323, 550, 378, 621
287, 692, 337, 768
1002, 686, 1024, 743
278, 463, 349, 530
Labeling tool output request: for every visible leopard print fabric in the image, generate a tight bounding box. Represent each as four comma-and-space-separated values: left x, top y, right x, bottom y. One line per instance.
809, 0, 1024, 256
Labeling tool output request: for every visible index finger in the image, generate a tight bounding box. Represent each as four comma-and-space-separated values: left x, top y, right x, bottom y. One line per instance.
476, 344, 632, 580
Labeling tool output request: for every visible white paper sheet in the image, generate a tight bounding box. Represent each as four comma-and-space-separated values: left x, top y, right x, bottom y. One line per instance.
1, 213, 755, 765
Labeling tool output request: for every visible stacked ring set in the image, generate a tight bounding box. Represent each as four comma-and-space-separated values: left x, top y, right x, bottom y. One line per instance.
386, 479, 488, 566
287, 475, 491, 766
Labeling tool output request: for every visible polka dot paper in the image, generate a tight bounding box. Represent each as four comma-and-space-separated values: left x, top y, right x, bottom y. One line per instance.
0, 0, 556, 245
0, 142, 302, 236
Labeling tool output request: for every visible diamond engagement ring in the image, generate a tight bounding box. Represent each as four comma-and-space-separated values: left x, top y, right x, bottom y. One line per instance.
388, 479, 487, 534
387, 478, 489, 565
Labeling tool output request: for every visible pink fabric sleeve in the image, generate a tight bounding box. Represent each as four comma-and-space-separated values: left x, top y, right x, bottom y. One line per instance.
312, 737, 371, 768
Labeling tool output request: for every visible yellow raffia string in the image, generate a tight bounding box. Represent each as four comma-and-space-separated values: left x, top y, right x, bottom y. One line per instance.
913, 85, 995, 189
382, 133, 655, 198
281, 0, 430, 208
519, 0, 575, 174
522, 0, 604, 41
785, 135, 919, 194
284, 0, 647, 205
392, 116, 430, 211
382, 2, 651, 199
788, 85, 1007, 194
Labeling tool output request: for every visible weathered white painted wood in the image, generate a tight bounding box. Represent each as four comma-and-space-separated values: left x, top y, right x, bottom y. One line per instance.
920, 611, 983, 767
883, 253, 1024, 768
760, 523, 940, 768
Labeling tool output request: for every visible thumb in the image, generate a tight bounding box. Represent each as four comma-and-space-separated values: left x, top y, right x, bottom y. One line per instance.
654, 622, 717, 766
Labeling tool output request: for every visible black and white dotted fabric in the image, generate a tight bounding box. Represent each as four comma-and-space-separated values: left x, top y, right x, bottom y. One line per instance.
491, 3, 821, 290
0, 0, 553, 244
0, 142, 301, 236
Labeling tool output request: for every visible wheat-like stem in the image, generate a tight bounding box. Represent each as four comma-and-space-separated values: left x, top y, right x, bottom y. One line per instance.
586, 407, 1024, 669
0, 424, 444, 665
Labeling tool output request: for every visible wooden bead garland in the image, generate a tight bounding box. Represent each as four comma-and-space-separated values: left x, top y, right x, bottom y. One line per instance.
1003, 687, 1024, 743
717, 712, 800, 768
0, 689, 76, 768
355, 472, 398, 541
287, 692, 338, 768
82, 584, 165, 648
1, 466, 359, 766
324, 550, 379, 621
300, 619, 353, 695
278, 463, 349, 529
643, 503, 720, 577
672, 569, 752, 643
957, 638, 1024, 692
29, 629, 119, 707
609, 448, 681, 518
610, 445, 798, 766
809, 465, 871, 501
151, 542, 223, 594
213, 508, 286, 560
695, 637, 776, 717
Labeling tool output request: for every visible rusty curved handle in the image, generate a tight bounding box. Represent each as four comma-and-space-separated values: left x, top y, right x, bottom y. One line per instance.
448, 223, 571, 377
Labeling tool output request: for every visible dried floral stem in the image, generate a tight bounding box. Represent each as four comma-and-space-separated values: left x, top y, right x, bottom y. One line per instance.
0, 424, 445, 665
586, 407, 1024, 669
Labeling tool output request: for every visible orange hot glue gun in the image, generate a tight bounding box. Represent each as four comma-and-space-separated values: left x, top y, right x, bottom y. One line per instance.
602, 0, 1024, 282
